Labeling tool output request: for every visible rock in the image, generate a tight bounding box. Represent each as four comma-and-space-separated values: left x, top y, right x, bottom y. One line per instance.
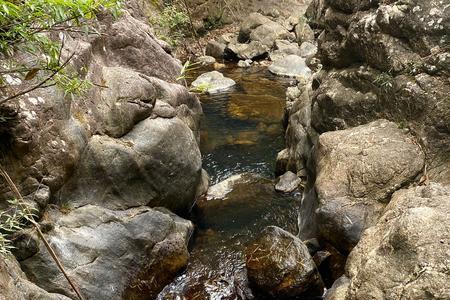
315, 120, 425, 253
295, 21, 315, 44
313, 244, 346, 288
205, 40, 226, 59
275, 149, 290, 176
59, 117, 202, 213
249, 21, 293, 48
269, 40, 301, 61
275, 171, 301, 193
20, 205, 193, 300
246, 226, 325, 299
237, 59, 252, 68
323, 276, 350, 300
0, 255, 70, 300
104, 11, 182, 81
196, 174, 282, 230
196, 55, 216, 66
195, 169, 210, 198
269, 55, 312, 77
343, 183, 450, 300
226, 40, 269, 60
238, 12, 272, 43
205, 173, 249, 201
191, 71, 236, 94
299, 41, 317, 59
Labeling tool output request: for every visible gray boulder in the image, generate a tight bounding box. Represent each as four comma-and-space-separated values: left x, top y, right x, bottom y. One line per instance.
226, 40, 269, 60
275, 171, 302, 193
0, 255, 70, 300
238, 12, 272, 43
20, 205, 193, 300
299, 41, 317, 59
59, 117, 202, 213
269, 40, 301, 61
205, 40, 226, 59
196, 55, 216, 66
249, 22, 293, 48
246, 226, 324, 299
315, 120, 425, 253
269, 55, 312, 77
342, 183, 450, 300
191, 71, 236, 94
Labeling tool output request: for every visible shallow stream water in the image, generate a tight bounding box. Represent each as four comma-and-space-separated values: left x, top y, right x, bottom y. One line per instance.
158, 65, 302, 299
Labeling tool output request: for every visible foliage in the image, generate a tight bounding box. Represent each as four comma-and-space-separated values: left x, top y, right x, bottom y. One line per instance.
151, 3, 190, 46
0, 0, 122, 103
373, 72, 394, 91
204, 15, 223, 31
0, 198, 37, 255
189, 82, 211, 94
176, 59, 201, 81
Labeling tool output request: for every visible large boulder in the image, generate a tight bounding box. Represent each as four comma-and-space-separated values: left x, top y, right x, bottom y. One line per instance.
238, 13, 272, 43
246, 226, 325, 299
315, 120, 425, 253
19, 205, 193, 300
59, 117, 202, 213
340, 183, 450, 300
0, 255, 70, 300
249, 21, 293, 48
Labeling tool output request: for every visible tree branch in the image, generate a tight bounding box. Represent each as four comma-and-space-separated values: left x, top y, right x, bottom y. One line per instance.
0, 52, 75, 106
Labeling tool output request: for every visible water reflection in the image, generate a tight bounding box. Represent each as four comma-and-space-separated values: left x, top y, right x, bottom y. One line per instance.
158, 65, 299, 300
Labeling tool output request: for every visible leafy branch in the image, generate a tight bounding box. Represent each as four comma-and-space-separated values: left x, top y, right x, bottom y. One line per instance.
0, 0, 122, 105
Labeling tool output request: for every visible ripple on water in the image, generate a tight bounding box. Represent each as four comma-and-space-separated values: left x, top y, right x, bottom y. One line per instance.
158, 65, 300, 299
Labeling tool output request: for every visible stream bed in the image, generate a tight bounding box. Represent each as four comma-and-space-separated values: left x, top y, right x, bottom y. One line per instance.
158, 65, 301, 299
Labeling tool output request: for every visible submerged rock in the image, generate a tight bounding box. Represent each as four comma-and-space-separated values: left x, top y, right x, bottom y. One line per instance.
246, 226, 324, 299
227, 94, 284, 123
275, 171, 302, 193
20, 205, 193, 300
191, 71, 236, 94
315, 119, 425, 253
269, 55, 312, 77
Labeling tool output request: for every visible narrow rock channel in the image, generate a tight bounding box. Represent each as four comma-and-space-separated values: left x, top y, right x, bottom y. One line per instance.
158, 64, 302, 299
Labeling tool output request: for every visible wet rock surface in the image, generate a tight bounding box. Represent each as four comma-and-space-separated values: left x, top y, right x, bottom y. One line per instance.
246, 226, 325, 299
275, 171, 302, 193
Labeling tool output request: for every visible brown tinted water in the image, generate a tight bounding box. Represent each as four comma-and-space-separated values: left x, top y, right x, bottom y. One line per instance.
158, 65, 301, 299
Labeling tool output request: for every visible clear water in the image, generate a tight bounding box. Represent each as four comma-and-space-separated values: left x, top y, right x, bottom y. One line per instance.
158, 65, 301, 299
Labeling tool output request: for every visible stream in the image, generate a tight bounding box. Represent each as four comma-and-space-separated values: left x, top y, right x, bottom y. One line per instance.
158, 64, 302, 299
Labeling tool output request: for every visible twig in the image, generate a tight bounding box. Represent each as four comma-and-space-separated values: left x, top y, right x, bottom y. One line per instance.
0, 165, 85, 300
179, 0, 204, 55
0, 52, 75, 105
